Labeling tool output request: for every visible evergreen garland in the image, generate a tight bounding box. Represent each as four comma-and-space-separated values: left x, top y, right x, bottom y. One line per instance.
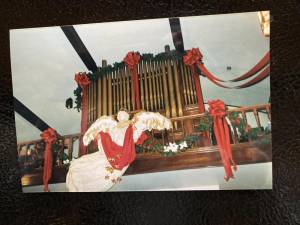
72, 50, 187, 110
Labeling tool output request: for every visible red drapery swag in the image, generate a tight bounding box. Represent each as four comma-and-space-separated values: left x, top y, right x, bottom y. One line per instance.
75, 72, 90, 156
208, 99, 237, 181
98, 124, 148, 170
40, 128, 57, 192
124, 52, 141, 110
184, 48, 270, 89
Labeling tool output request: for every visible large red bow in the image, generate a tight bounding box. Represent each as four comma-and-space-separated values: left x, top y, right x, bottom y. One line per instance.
75, 72, 90, 156
40, 128, 57, 192
75, 72, 90, 88
208, 100, 237, 181
124, 52, 141, 70
124, 52, 141, 110
183, 48, 203, 66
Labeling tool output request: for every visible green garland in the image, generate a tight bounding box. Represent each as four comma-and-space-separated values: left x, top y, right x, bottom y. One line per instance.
72, 50, 187, 111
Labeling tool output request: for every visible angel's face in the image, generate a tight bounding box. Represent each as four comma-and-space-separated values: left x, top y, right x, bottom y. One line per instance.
117, 111, 130, 122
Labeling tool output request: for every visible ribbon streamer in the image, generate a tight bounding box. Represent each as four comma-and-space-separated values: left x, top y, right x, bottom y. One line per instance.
184, 48, 270, 89
230, 52, 270, 82
124, 52, 141, 110
208, 99, 237, 181
40, 128, 57, 192
75, 72, 90, 156
236, 66, 270, 88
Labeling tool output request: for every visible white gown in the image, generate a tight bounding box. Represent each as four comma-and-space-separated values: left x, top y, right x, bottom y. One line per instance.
66, 112, 172, 192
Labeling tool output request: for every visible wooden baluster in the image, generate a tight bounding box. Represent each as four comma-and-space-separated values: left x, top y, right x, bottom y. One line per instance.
112, 70, 117, 114
161, 61, 170, 118
167, 59, 177, 118
149, 60, 158, 111
156, 61, 164, 109
90, 81, 93, 123
147, 61, 154, 111
108, 71, 113, 115
67, 137, 73, 160
119, 67, 123, 109
116, 68, 120, 112
97, 76, 102, 117
241, 110, 248, 125
122, 67, 127, 110
131, 67, 135, 110
266, 104, 271, 121
139, 63, 145, 110
253, 108, 262, 128
187, 66, 197, 103
125, 67, 131, 111
102, 60, 108, 115
180, 62, 188, 106
173, 60, 183, 116
152, 61, 162, 110
143, 61, 150, 110
183, 64, 192, 104
87, 80, 90, 126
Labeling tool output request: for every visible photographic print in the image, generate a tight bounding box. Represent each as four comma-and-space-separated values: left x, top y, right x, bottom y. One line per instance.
10, 11, 271, 192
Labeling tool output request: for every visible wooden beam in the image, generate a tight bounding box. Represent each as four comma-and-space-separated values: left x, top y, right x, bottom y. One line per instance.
61, 26, 98, 72
169, 18, 185, 52
14, 97, 53, 132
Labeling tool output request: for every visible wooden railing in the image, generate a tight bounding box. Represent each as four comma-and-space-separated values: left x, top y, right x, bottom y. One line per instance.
18, 103, 271, 177
17, 133, 81, 175
168, 103, 271, 145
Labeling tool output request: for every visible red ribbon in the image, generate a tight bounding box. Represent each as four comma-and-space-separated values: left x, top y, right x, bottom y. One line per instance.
236, 65, 270, 88
75, 72, 90, 156
184, 48, 270, 89
183, 48, 206, 113
40, 128, 57, 192
208, 99, 237, 181
230, 52, 270, 82
97, 125, 147, 170
124, 52, 141, 110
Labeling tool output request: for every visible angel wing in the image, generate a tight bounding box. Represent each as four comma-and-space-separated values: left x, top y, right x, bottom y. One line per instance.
83, 116, 117, 146
132, 111, 172, 132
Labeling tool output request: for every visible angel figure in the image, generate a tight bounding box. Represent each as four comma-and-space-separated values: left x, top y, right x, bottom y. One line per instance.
66, 110, 172, 192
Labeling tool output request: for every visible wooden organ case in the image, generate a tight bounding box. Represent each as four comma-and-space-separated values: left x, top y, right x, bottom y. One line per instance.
86, 45, 208, 146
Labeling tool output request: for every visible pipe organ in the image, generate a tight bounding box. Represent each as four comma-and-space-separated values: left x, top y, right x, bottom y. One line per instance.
86, 46, 200, 128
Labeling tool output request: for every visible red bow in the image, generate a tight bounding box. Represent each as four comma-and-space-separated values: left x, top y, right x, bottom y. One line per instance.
124, 52, 141, 70
75, 72, 90, 88
183, 48, 203, 66
208, 99, 226, 118
40, 128, 57, 192
208, 100, 237, 181
124, 52, 141, 110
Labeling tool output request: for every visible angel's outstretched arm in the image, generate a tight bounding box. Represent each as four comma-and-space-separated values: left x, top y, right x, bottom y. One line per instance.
83, 116, 117, 146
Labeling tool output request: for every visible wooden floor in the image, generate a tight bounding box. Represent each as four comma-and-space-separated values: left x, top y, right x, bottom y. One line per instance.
21, 141, 272, 187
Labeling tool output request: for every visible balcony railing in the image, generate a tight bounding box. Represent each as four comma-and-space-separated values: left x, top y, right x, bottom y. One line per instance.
18, 103, 271, 186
